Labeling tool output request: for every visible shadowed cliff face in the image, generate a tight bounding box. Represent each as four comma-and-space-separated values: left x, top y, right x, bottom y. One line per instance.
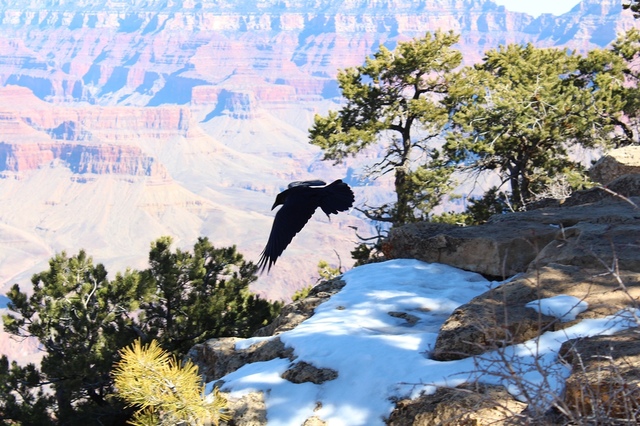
0, 0, 635, 106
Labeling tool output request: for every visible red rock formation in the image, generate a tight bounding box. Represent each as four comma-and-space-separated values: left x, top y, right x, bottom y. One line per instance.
0, 142, 169, 177
0, 0, 634, 105
0, 86, 175, 177
0, 85, 191, 139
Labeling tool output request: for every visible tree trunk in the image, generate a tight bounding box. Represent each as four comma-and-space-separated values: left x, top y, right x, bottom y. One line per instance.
56, 385, 74, 422
393, 131, 414, 226
394, 167, 409, 226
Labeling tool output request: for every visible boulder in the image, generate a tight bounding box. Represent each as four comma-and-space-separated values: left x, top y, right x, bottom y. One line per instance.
590, 146, 640, 185
281, 361, 338, 385
562, 173, 640, 207
187, 336, 294, 383
384, 196, 640, 278
387, 384, 528, 426
382, 220, 557, 278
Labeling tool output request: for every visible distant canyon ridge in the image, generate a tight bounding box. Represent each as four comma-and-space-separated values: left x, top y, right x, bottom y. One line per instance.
0, 0, 634, 106
0, 0, 636, 317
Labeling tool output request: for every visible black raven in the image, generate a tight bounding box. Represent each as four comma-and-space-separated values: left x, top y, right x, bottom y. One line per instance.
257, 179, 354, 273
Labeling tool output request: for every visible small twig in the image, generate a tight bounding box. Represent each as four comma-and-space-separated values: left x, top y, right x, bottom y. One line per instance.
596, 185, 639, 209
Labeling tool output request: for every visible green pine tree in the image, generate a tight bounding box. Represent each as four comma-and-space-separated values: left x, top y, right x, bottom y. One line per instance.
444, 43, 626, 210
3, 250, 144, 424
2, 239, 281, 423
139, 236, 282, 355
310, 30, 462, 227
112, 339, 230, 426
606, 28, 640, 146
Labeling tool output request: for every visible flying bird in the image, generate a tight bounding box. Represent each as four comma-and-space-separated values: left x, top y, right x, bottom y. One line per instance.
257, 179, 354, 273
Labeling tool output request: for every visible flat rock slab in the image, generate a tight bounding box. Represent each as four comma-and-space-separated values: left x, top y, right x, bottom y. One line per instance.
385, 196, 640, 278
383, 220, 558, 278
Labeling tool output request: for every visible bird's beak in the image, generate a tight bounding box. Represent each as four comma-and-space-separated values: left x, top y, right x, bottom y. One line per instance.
271, 201, 278, 210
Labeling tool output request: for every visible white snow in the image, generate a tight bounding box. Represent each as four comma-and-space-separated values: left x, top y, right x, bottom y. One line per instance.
207, 259, 639, 425
525, 295, 589, 322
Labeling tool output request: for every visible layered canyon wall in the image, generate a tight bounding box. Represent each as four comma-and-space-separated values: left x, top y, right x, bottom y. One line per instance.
0, 0, 634, 107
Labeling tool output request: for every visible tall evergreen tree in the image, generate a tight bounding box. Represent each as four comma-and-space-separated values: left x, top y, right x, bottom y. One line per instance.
444, 43, 624, 210
139, 236, 282, 356
310, 30, 462, 226
3, 250, 143, 424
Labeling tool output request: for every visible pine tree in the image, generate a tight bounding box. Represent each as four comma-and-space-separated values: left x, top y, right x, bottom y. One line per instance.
112, 339, 230, 426
139, 236, 282, 355
444, 43, 625, 210
310, 30, 461, 227
3, 250, 144, 424
2, 239, 281, 423
608, 28, 640, 145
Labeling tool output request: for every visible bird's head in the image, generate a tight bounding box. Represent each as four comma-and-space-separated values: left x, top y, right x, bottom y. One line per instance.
272, 192, 287, 210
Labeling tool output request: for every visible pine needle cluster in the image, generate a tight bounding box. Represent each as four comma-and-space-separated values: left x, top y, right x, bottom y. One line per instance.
112, 339, 230, 426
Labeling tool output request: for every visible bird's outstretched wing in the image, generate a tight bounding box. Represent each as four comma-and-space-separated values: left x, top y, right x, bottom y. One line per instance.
257, 191, 319, 273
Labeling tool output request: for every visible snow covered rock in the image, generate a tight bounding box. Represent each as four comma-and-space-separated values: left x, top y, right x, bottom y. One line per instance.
433, 264, 640, 361
187, 189, 640, 425
188, 336, 294, 383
